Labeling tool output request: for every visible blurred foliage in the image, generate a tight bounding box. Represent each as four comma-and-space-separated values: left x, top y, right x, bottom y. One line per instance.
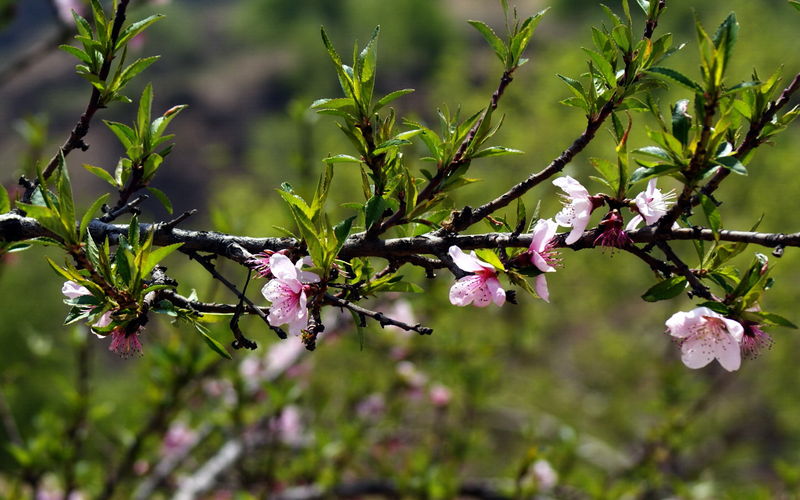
0, 0, 799, 498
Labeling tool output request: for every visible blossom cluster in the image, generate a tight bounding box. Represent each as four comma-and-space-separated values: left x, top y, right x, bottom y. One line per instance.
445, 174, 767, 372
447, 174, 672, 307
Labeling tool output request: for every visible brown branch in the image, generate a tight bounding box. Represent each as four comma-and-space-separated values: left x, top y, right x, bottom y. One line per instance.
324, 293, 433, 335
1, 212, 799, 261
655, 241, 713, 300
446, 99, 618, 233
35, 0, 132, 186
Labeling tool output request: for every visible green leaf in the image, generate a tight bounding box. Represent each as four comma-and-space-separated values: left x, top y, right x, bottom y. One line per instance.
647, 67, 704, 93
83, 164, 118, 187
116, 14, 164, 50
137, 83, 154, 146
629, 163, 681, 183
59, 45, 92, 64
79, 193, 109, 241
558, 74, 587, 100
142, 243, 183, 277
333, 215, 356, 246
46, 257, 83, 283
699, 194, 721, 233
582, 48, 616, 86
311, 97, 356, 111
374, 88, 414, 111
748, 311, 798, 329
634, 146, 672, 160
712, 13, 738, 70
119, 56, 159, 89
146, 187, 173, 214
475, 249, 505, 271
671, 99, 692, 146
0, 184, 9, 213
714, 155, 747, 175
471, 146, 524, 158
56, 155, 76, 242
364, 195, 388, 229
791, 0, 800, 12
468, 20, 508, 65
641, 276, 687, 302
323, 154, 362, 164
357, 26, 380, 106
194, 323, 232, 360
320, 26, 356, 100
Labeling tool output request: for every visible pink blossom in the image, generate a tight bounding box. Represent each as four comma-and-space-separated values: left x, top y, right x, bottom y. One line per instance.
248, 250, 277, 278
161, 421, 197, 458
553, 176, 595, 245
594, 210, 633, 249
356, 393, 386, 421
396, 360, 428, 388
62, 280, 91, 299
269, 405, 305, 446
666, 307, 744, 371
429, 383, 452, 407
261, 254, 320, 335
448, 246, 506, 307
108, 327, 143, 357
528, 218, 559, 302
532, 459, 558, 490
626, 178, 676, 230
741, 322, 773, 359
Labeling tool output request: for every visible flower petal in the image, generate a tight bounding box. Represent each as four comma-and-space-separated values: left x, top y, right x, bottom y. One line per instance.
680, 335, 716, 369
625, 214, 643, 231
530, 218, 558, 253
553, 176, 589, 197
531, 251, 555, 273
449, 275, 491, 307
485, 276, 506, 307
535, 274, 550, 303
62, 281, 91, 299
723, 318, 744, 343
712, 331, 742, 371
269, 253, 298, 281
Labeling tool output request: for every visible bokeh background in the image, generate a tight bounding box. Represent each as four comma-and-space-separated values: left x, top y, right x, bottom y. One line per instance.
0, 0, 799, 498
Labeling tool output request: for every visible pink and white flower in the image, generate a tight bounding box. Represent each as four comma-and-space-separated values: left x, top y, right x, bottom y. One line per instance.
448, 246, 505, 307
665, 307, 744, 371
62, 280, 91, 299
109, 326, 143, 357
626, 178, 676, 230
553, 176, 596, 245
528, 218, 559, 303
261, 254, 320, 335
62, 281, 113, 331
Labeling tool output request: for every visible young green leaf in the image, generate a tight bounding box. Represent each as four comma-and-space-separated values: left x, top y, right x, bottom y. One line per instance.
642, 276, 688, 302
79, 193, 110, 241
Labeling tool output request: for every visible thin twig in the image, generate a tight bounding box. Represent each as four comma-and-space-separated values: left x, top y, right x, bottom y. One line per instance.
377, 67, 517, 235
655, 241, 713, 300
3, 212, 800, 261
324, 293, 433, 335
99, 194, 149, 223
184, 250, 286, 340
